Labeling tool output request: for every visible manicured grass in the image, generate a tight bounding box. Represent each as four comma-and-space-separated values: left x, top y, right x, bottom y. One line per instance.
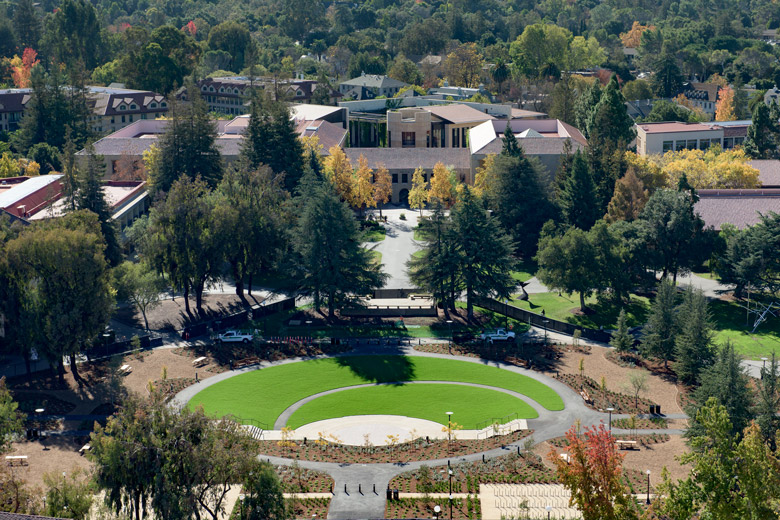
364, 227, 386, 242
710, 298, 780, 359
509, 292, 651, 330
367, 249, 382, 265
511, 258, 538, 283
188, 356, 563, 428
413, 226, 425, 241
286, 384, 538, 429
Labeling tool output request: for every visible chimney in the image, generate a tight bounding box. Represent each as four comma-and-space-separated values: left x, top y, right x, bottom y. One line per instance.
16, 205, 25, 217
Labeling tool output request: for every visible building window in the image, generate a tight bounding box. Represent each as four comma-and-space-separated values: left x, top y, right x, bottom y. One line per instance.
663, 141, 673, 152
735, 137, 745, 146
129, 115, 133, 122
687, 139, 697, 149
161, 102, 167, 107
699, 139, 710, 150
723, 137, 734, 149
675, 140, 686, 151
401, 173, 408, 183
119, 105, 126, 111
452, 128, 460, 148
392, 174, 398, 183
150, 103, 157, 108
121, 115, 125, 123
130, 104, 137, 110
461, 127, 467, 147
402, 132, 415, 147
423, 174, 428, 182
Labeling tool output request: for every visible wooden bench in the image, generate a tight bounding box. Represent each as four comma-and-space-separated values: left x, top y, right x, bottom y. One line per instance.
233, 357, 260, 369
79, 444, 91, 455
616, 440, 639, 450
192, 357, 208, 367
409, 294, 432, 300
118, 365, 132, 375
5, 455, 28, 467
580, 389, 592, 404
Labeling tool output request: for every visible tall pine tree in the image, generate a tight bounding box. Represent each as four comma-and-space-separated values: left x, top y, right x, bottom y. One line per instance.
756, 353, 780, 446
77, 145, 122, 267
574, 80, 601, 138
744, 102, 780, 159
641, 279, 678, 368
558, 151, 599, 230
674, 286, 714, 385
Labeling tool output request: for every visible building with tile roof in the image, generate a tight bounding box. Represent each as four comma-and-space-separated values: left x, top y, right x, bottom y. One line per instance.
749, 160, 780, 187
339, 74, 408, 98
386, 105, 495, 149
635, 121, 750, 156
694, 189, 780, 230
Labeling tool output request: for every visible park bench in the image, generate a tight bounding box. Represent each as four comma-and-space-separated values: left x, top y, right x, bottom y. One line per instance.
409, 294, 432, 300
5, 455, 28, 466
616, 440, 639, 450
192, 356, 208, 367
117, 365, 132, 375
580, 389, 592, 404
233, 357, 260, 369
79, 444, 91, 455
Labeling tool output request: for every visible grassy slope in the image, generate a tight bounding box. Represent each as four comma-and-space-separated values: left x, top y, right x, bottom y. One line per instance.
286, 384, 538, 429
510, 292, 651, 330
189, 356, 563, 427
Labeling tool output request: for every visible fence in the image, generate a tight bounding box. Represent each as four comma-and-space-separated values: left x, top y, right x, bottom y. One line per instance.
476, 412, 521, 431
473, 296, 612, 344
181, 297, 296, 340
341, 305, 437, 317
85, 334, 164, 361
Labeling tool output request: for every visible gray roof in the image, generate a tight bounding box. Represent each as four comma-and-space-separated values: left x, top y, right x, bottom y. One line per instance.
477, 138, 585, 157
344, 148, 471, 171
83, 137, 243, 157
340, 75, 407, 89
694, 189, 780, 230
749, 160, 780, 187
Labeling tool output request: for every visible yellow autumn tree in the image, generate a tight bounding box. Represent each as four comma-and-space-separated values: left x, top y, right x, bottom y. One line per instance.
351, 154, 376, 213
619, 21, 655, 48
427, 162, 455, 207
655, 147, 759, 189
715, 86, 736, 121
372, 163, 392, 217
0, 152, 20, 178
606, 167, 650, 222
623, 152, 668, 190
19, 158, 40, 176
473, 154, 496, 198
300, 135, 324, 163
324, 145, 354, 202
408, 166, 429, 215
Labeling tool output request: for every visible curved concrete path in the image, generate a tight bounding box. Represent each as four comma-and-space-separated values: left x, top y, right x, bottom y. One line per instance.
174, 345, 686, 519
273, 380, 548, 429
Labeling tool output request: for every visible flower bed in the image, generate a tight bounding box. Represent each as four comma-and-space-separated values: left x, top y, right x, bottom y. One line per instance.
554, 373, 656, 414
548, 433, 670, 449
277, 466, 334, 494
385, 497, 479, 520
256, 430, 533, 463
390, 452, 558, 494
611, 417, 668, 429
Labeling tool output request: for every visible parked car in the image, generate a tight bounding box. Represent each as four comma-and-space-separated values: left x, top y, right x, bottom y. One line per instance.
217, 330, 253, 343
479, 328, 516, 344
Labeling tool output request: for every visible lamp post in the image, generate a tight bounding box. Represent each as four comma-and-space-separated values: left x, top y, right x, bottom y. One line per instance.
646, 469, 651, 504
761, 357, 769, 379
606, 407, 615, 432
446, 319, 453, 354
504, 299, 509, 328
433, 505, 441, 519
448, 469, 453, 520
446, 411, 453, 456
546, 504, 552, 519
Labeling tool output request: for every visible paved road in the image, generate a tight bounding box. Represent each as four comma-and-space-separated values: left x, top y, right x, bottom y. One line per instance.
367, 207, 426, 289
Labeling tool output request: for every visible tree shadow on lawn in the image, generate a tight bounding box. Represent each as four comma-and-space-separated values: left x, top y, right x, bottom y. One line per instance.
566, 296, 650, 330
333, 353, 416, 384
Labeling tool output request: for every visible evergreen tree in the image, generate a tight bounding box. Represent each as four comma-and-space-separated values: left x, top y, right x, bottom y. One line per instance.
291, 171, 386, 317
451, 186, 516, 320
407, 202, 461, 314
743, 102, 780, 159
148, 92, 223, 193
674, 287, 714, 385
651, 51, 683, 98
42, 0, 103, 69
311, 72, 335, 105
574, 80, 601, 138
60, 129, 79, 211
76, 145, 122, 267
641, 279, 678, 368
241, 92, 306, 192
587, 76, 635, 150
13, 0, 41, 50
688, 342, 753, 437
610, 309, 632, 354
484, 153, 556, 258
501, 123, 522, 157
756, 353, 780, 446
535, 225, 600, 311
558, 151, 599, 230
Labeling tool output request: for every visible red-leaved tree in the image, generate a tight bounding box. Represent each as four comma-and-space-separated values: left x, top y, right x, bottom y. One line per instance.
549, 423, 639, 520
10, 48, 39, 88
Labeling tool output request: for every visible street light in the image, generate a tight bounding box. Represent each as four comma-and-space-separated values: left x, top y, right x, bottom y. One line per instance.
433, 505, 441, 519
446, 411, 453, 456
761, 357, 769, 379
606, 407, 615, 432
646, 469, 651, 504
446, 319, 453, 354
448, 469, 453, 520
546, 504, 552, 520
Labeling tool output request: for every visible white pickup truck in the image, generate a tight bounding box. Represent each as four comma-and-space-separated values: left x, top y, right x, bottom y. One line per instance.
216, 330, 253, 343
479, 328, 516, 343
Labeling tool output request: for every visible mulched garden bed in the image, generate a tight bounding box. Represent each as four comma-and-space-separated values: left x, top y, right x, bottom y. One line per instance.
413, 341, 573, 372
390, 451, 558, 494
277, 466, 334, 494
611, 417, 668, 429
554, 373, 657, 414
153, 377, 198, 397
286, 497, 331, 520
548, 433, 670, 449
257, 430, 533, 464
385, 497, 479, 520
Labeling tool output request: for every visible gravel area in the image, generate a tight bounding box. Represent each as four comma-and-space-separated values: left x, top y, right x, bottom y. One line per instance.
120, 348, 218, 396
5, 436, 92, 490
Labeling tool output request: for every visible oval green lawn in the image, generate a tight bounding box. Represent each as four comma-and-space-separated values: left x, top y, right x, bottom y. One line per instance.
188, 355, 563, 428
286, 384, 538, 429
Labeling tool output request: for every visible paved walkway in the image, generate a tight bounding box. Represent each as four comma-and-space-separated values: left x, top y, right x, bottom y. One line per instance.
368, 207, 426, 289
